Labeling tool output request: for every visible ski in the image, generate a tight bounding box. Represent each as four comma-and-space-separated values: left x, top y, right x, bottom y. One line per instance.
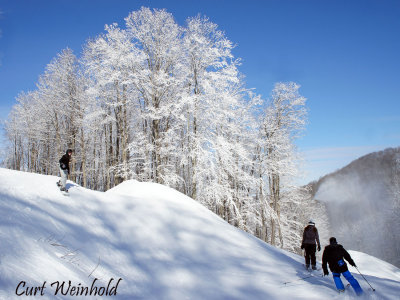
303, 264, 321, 272
338, 284, 351, 294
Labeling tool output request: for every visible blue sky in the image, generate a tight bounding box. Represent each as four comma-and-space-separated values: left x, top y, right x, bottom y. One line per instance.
0, 0, 399, 183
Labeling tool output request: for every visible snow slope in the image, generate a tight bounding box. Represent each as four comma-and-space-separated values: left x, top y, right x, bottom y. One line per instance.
0, 168, 399, 299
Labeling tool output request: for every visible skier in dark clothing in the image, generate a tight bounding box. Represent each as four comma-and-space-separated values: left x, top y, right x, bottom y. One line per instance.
322, 237, 363, 295
301, 220, 321, 270
57, 149, 72, 192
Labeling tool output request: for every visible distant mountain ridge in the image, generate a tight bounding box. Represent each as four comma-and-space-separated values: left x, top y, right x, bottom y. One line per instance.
311, 147, 400, 267
311, 147, 400, 195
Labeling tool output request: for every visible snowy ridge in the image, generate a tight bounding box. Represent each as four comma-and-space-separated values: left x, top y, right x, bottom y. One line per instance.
0, 168, 399, 299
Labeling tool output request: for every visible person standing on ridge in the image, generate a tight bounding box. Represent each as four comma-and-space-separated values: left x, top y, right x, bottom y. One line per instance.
322, 237, 363, 295
301, 220, 321, 270
57, 149, 72, 192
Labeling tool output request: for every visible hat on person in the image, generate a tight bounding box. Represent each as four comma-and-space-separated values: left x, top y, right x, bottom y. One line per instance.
329, 237, 337, 245
308, 219, 315, 225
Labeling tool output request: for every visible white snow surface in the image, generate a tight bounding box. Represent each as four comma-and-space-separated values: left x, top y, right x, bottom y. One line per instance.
0, 168, 399, 299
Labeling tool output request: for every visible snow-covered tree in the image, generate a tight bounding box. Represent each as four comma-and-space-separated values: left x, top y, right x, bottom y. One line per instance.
258, 82, 307, 246
179, 15, 261, 229
82, 23, 143, 189
4, 49, 84, 179
124, 7, 185, 186
36, 48, 84, 175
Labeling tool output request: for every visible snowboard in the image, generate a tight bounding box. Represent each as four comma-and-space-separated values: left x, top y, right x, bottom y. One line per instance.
56, 181, 69, 196
61, 190, 69, 196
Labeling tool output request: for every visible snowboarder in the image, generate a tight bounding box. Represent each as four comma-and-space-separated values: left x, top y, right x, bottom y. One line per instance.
322, 237, 363, 296
57, 149, 72, 192
301, 220, 321, 270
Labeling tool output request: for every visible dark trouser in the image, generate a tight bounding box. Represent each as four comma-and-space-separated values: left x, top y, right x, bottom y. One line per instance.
304, 244, 316, 266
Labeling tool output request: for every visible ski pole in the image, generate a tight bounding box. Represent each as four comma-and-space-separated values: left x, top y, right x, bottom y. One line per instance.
355, 266, 376, 291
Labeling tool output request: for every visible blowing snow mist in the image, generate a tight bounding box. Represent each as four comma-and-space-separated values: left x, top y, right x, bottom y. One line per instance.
314, 147, 400, 267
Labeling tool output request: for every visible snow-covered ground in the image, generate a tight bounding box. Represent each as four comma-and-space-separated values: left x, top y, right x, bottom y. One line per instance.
0, 168, 399, 299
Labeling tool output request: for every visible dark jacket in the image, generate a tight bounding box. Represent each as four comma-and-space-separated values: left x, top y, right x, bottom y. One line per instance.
302, 225, 321, 248
59, 151, 71, 173
322, 243, 355, 274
